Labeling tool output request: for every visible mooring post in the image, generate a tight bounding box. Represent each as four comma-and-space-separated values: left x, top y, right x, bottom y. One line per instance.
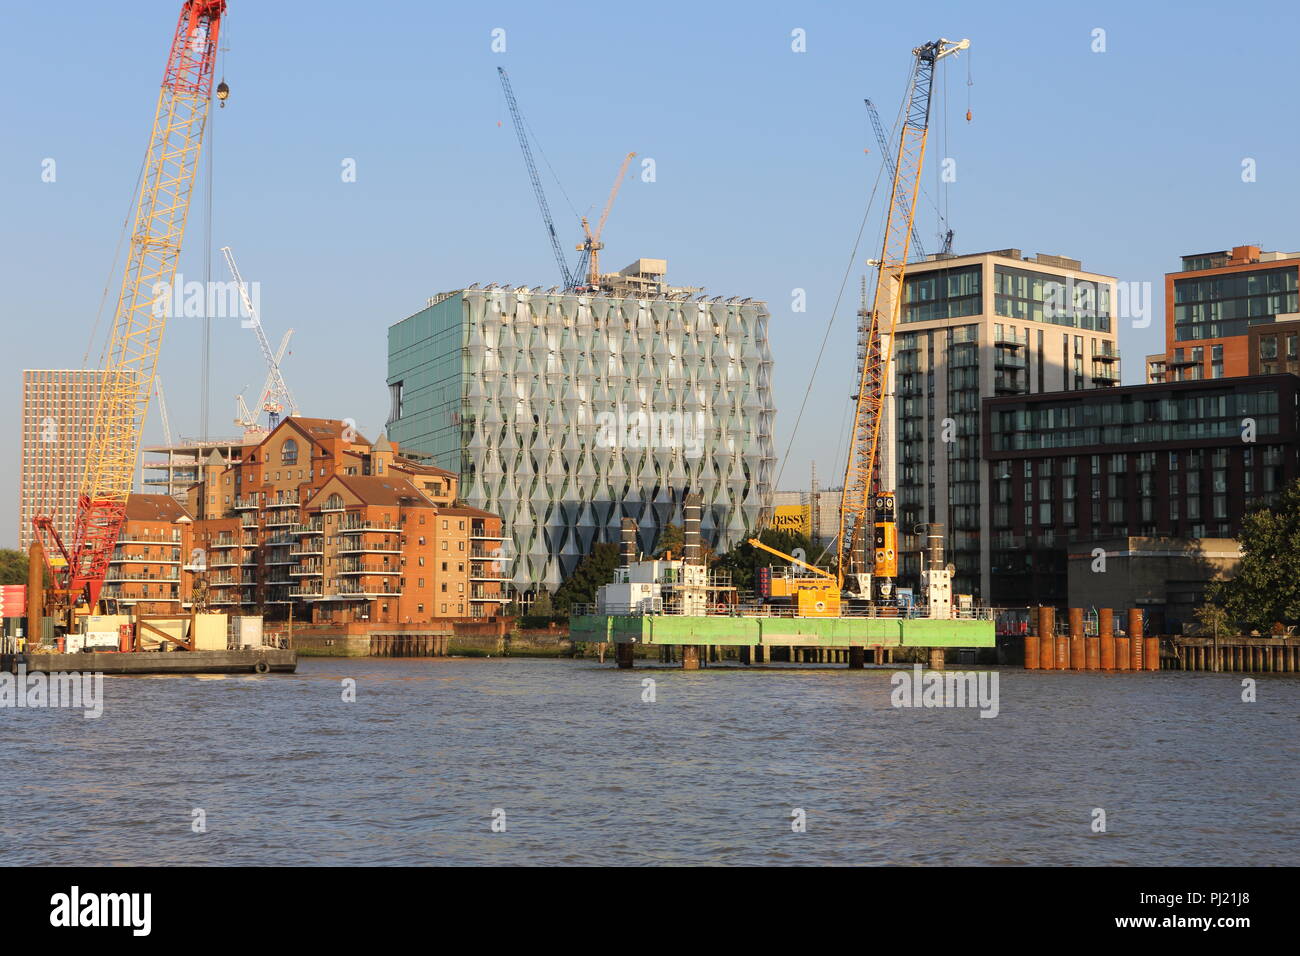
1068, 608, 1085, 670
616, 641, 634, 669
682, 644, 700, 671
1099, 608, 1115, 671
1128, 609, 1144, 671
849, 646, 865, 669
1038, 606, 1056, 670
928, 647, 945, 670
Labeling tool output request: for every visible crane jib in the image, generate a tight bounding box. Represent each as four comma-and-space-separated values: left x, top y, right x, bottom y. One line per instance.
836, 38, 969, 590
36, 0, 227, 613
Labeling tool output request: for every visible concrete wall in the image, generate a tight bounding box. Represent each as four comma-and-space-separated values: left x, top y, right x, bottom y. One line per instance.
1068, 536, 1241, 633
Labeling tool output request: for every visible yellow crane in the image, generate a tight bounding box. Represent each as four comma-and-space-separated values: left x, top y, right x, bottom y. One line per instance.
747, 537, 840, 617
837, 37, 969, 601
577, 151, 636, 289
33, 0, 228, 613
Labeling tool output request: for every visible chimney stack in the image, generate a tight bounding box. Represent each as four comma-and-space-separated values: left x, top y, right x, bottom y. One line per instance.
927, 523, 945, 571
620, 517, 638, 567
682, 493, 702, 564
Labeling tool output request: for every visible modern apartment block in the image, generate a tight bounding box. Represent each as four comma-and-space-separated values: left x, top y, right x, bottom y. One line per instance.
981, 373, 1300, 609
386, 272, 776, 593
888, 250, 1120, 599
1147, 245, 1300, 383
102, 494, 190, 615
180, 417, 509, 624
17, 369, 107, 550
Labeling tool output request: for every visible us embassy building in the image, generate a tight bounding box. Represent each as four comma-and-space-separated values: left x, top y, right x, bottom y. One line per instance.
386, 260, 776, 594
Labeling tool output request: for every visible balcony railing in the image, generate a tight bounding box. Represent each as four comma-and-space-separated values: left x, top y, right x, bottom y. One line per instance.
335, 540, 401, 555
337, 561, 398, 575
232, 496, 259, 511
105, 571, 180, 582
339, 519, 400, 532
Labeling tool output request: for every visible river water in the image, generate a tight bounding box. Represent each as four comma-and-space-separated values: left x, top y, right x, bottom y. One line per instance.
1, 658, 1295, 866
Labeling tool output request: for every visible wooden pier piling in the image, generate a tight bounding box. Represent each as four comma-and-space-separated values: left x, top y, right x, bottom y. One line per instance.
1099, 608, 1115, 671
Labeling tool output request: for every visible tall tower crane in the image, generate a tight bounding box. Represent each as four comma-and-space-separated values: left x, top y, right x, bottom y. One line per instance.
222, 246, 298, 429
498, 67, 583, 291
838, 38, 969, 602
576, 151, 636, 290
864, 99, 926, 260
32, 0, 227, 613
234, 329, 294, 435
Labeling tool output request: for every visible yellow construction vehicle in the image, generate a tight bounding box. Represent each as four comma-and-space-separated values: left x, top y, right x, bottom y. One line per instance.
748, 538, 841, 617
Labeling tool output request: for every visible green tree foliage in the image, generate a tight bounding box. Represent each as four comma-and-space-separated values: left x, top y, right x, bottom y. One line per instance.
652, 523, 684, 558
552, 542, 621, 615
1208, 479, 1300, 632
712, 528, 825, 595
0, 549, 29, 586
651, 523, 715, 564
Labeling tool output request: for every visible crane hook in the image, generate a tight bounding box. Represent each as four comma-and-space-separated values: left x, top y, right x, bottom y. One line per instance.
216, 78, 229, 107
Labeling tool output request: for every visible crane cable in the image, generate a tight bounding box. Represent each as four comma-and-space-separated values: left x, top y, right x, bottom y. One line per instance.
82, 155, 148, 370
772, 115, 893, 495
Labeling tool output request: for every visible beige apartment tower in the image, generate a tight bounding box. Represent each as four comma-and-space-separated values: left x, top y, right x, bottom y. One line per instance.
18, 370, 108, 550
885, 249, 1121, 599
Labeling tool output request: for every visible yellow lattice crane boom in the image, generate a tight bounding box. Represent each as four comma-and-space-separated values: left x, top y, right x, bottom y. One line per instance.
34, 1, 228, 612
837, 38, 969, 595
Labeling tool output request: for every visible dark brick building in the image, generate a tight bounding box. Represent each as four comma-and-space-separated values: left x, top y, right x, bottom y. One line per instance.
981, 374, 1300, 607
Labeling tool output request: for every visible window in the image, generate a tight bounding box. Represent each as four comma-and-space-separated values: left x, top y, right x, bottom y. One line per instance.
281, 439, 298, 465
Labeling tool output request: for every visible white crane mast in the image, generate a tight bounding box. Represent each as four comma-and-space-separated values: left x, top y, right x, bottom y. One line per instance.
221, 246, 299, 428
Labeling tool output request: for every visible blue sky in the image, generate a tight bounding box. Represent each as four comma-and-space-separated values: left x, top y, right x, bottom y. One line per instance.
2, 0, 1298, 546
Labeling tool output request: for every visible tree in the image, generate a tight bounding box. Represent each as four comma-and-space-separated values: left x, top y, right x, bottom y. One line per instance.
552, 542, 621, 615
530, 590, 554, 617
712, 527, 824, 595
1192, 601, 1231, 639
652, 523, 683, 558
1208, 478, 1300, 632
0, 549, 29, 586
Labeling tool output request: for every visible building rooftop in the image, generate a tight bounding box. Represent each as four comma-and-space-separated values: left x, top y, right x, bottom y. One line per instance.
1174, 245, 1300, 273
125, 493, 192, 523
305, 474, 436, 509
910, 248, 1112, 278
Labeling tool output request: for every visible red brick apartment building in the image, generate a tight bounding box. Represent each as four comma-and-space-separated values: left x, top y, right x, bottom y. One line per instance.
1148, 245, 1300, 383
98, 417, 509, 626
101, 494, 190, 615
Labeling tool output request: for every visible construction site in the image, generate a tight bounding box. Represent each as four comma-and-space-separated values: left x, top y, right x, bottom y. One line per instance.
3, 6, 998, 674
567, 38, 1001, 669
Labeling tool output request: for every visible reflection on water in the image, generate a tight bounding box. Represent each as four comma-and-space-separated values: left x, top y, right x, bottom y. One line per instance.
1, 658, 1295, 865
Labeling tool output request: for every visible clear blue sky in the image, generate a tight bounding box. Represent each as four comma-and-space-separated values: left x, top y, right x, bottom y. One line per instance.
2, 0, 1298, 546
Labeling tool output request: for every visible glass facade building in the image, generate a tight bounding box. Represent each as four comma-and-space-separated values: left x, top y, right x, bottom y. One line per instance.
387, 287, 775, 593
